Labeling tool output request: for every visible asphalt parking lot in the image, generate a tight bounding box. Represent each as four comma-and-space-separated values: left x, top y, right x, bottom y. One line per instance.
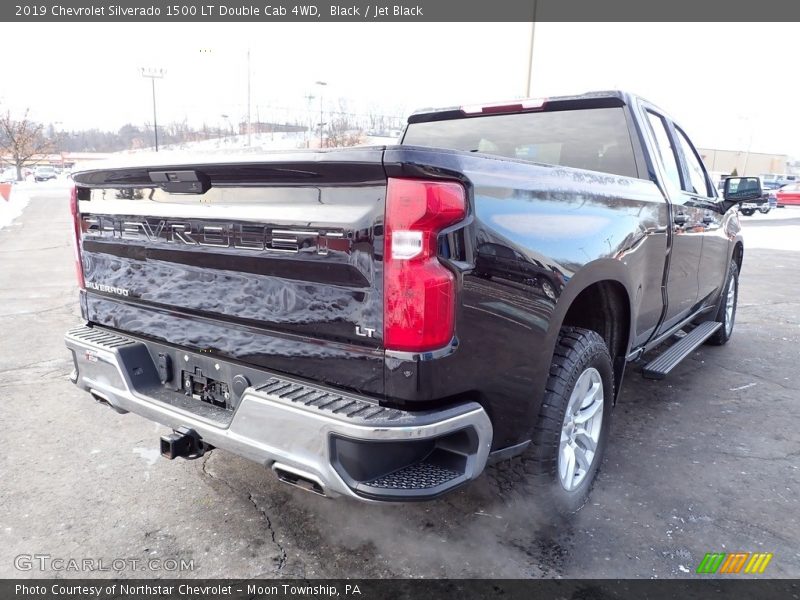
1, 184, 798, 579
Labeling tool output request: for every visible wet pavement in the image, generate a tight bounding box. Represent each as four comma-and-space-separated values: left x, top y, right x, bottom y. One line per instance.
1, 185, 798, 578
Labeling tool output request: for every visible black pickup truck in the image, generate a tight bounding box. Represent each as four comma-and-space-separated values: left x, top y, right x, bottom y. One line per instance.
65, 91, 758, 514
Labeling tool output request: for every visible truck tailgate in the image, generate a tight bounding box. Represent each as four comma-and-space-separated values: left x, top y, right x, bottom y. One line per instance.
72, 148, 387, 396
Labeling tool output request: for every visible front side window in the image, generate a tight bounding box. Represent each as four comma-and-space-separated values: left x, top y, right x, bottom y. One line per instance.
675, 127, 711, 196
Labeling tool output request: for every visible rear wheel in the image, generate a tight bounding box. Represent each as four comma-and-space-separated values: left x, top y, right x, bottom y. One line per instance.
528, 327, 614, 514
541, 279, 557, 300
759, 205, 770, 214
740, 208, 755, 216
706, 260, 739, 346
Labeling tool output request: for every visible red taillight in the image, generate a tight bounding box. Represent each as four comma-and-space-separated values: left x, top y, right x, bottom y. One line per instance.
384, 178, 466, 352
70, 185, 85, 290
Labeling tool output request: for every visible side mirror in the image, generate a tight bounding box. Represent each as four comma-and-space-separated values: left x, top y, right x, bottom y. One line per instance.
723, 176, 762, 202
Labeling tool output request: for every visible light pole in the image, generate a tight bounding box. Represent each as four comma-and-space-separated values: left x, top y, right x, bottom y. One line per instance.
742, 131, 754, 176
525, 0, 538, 97
140, 67, 165, 151
246, 49, 251, 147
53, 121, 65, 168
304, 94, 315, 148
737, 115, 755, 176
221, 114, 233, 141
315, 81, 327, 147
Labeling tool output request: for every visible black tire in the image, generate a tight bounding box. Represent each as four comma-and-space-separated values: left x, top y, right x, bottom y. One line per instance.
528, 327, 614, 514
740, 208, 755, 216
759, 206, 770, 214
706, 260, 739, 346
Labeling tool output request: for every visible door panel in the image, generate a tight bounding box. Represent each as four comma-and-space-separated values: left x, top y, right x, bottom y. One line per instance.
644, 110, 701, 330
664, 199, 705, 327
673, 126, 729, 304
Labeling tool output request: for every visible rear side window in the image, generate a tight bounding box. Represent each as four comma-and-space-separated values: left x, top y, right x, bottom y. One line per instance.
402, 107, 638, 178
645, 111, 682, 190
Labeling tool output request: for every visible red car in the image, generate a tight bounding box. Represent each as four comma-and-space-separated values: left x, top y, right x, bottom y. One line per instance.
776, 183, 800, 206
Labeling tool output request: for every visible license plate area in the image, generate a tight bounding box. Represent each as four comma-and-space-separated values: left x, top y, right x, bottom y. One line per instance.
117, 334, 280, 423
181, 367, 232, 409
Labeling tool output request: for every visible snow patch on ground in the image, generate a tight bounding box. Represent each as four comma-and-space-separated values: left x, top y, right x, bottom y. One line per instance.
120, 131, 399, 156
741, 207, 800, 251
1, 179, 72, 231
0, 187, 31, 231
76, 132, 401, 173
742, 224, 800, 251
741, 206, 800, 222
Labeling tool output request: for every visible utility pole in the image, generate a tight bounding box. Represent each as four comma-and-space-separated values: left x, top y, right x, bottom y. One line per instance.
304, 94, 315, 148
738, 115, 754, 176
221, 114, 233, 141
246, 49, 251, 147
140, 68, 165, 151
742, 131, 754, 176
525, 1, 538, 97
315, 81, 327, 148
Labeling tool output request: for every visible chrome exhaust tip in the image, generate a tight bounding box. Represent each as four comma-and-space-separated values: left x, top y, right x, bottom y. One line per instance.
272, 464, 326, 497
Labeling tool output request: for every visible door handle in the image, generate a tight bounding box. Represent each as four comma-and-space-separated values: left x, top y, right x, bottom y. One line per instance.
674, 213, 689, 226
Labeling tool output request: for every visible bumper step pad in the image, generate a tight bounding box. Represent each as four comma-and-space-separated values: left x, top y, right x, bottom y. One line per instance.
365, 461, 462, 490
257, 377, 402, 421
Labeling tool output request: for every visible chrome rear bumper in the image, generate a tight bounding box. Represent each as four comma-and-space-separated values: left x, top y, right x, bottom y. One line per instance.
65, 325, 493, 501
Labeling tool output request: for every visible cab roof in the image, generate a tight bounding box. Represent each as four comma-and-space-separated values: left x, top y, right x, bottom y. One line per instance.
407, 90, 642, 124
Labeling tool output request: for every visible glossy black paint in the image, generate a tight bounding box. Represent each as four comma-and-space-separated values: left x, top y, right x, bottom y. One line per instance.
630, 97, 741, 334
382, 145, 671, 448
74, 150, 388, 397
71, 92, 743, 452
73, 148, 388, 187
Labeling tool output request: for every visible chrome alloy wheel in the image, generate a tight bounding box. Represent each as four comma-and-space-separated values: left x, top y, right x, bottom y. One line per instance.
558, 367, 604, 491
725, 275, 736, 337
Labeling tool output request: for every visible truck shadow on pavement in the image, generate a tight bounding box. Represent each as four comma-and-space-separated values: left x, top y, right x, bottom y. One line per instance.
197, 371, 672, 579
197, 314, 798, 579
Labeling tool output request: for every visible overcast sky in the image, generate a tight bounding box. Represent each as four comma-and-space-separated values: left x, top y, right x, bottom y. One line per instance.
1, 22, 797, 157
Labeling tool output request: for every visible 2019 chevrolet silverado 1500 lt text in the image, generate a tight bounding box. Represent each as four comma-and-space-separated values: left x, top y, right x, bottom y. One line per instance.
65, 91, 757, 513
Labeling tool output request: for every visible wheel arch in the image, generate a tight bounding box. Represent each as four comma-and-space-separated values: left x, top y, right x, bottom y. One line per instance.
547, 261, 635, 400
732, 240, 744, 273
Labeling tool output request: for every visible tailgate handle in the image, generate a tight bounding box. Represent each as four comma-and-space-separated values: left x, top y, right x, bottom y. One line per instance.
149, 170, 211, 194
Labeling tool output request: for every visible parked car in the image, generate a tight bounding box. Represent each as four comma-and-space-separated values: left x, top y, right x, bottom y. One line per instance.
762, 190, 779, 213
776, 182, 800, 206
0, 168, 17, 184
726, 177, 770, 216
66, 91, 745, 514
474, 242, 564, 300
34, 166, 57, 182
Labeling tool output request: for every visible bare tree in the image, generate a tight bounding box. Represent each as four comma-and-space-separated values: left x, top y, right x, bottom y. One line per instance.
0, 109, 55, 181
366, 104, 391, 135
325, 99, 364, 148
